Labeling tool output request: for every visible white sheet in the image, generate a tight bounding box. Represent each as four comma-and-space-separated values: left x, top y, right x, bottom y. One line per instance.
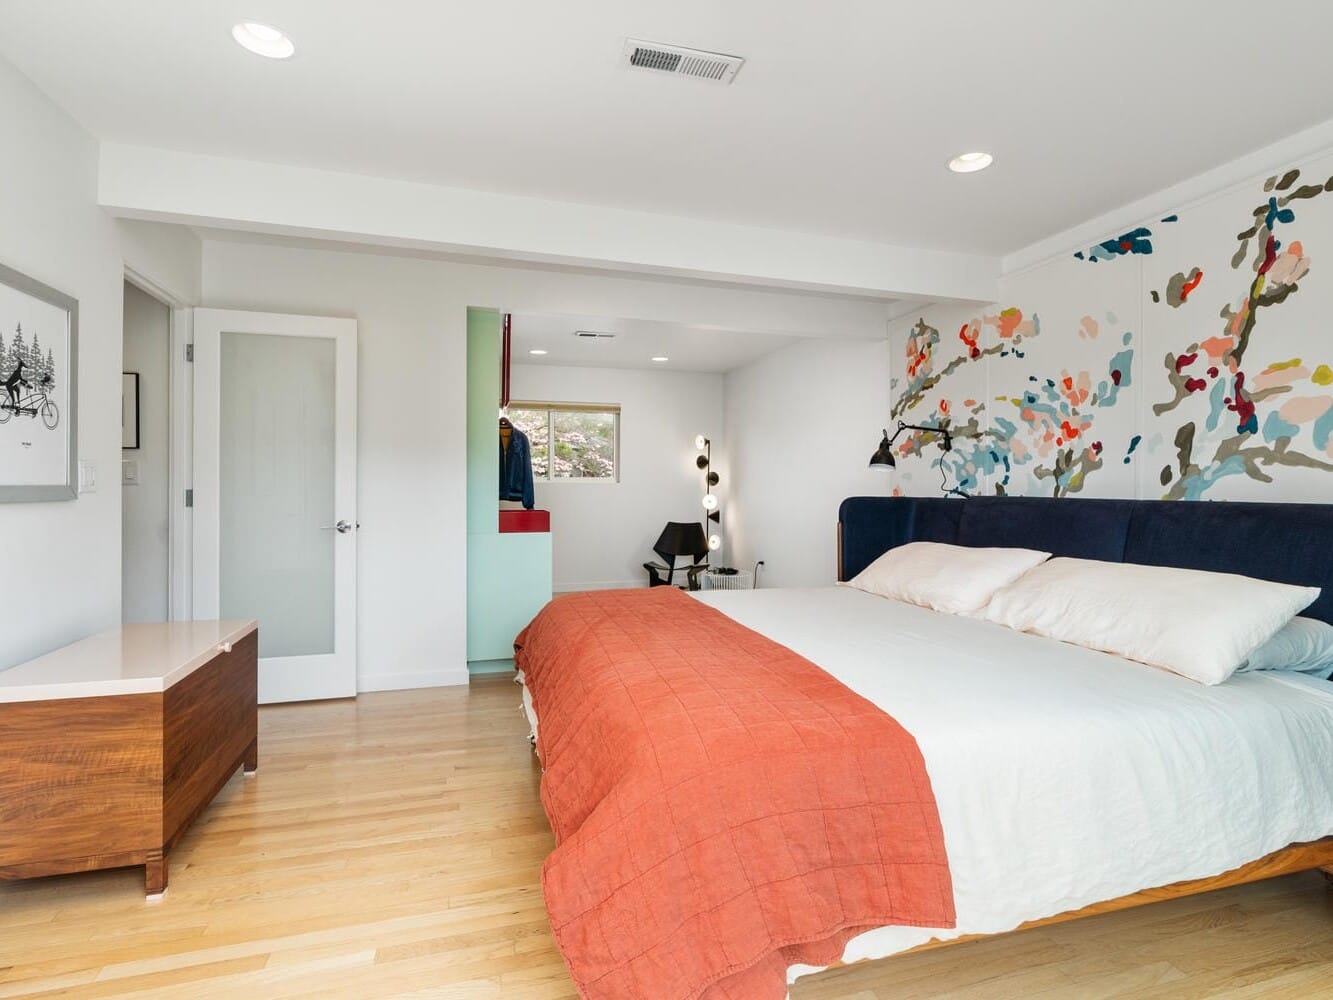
682, 587, 1333, 984
515, 670, 538, 745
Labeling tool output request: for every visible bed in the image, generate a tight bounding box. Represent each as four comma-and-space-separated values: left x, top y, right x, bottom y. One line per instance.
516, 496, 1333, 999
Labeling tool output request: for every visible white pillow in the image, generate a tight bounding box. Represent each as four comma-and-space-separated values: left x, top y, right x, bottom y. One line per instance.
845, 541, 1051, 615
982, 557, 1320, 685
1240, 616, 1333, 676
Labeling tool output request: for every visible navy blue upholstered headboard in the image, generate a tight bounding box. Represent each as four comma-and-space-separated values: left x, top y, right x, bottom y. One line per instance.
838, 496, 1333, 626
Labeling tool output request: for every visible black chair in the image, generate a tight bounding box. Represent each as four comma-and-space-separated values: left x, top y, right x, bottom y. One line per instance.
643, 522, 709, 590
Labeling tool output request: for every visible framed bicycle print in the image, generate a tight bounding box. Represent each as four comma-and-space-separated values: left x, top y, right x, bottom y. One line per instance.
0, 260, 78, 502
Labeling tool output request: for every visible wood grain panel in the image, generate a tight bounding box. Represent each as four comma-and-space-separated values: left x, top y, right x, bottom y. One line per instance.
162, 630, 258, 846
0, 627, 258, 893
0, 692, 162, 871
0, 848, 152, 880
881, 836, 1333, 956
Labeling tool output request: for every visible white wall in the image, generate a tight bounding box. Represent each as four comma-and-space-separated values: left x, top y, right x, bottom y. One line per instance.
723, 337, 893, 588
118, 219, 200, 306
0, 56, 124, 670
510, 363, 722, 591
200, 239, 888, 689
121, 281, 169, 622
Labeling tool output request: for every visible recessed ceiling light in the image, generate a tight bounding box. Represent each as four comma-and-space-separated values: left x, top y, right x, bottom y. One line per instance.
232, 22, 295, 59
948, 151, 993, 174
528, 349, 548, 356
651, 356, 669, 363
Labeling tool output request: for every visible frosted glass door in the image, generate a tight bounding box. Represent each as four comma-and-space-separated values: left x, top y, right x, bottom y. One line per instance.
192, 309, 357, 704
220, 333, 335, 657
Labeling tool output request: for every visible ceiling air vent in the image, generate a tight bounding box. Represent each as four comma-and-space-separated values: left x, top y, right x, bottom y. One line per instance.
622, 39, 744, 84
574, 330, 616, 339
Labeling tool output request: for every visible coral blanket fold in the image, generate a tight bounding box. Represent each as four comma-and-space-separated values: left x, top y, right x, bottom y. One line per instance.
515, 587, 955, 1000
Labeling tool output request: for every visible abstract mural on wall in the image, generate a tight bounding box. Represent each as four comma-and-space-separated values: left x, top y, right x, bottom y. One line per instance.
1073, 216, 1177, 262
889, 154, 1333, 503
890, 251, 1142, 498
890, 308, 1137, 497
890, 309, 1031, 495
1151, 166, 1333, 499
1150, 268, 1204, 307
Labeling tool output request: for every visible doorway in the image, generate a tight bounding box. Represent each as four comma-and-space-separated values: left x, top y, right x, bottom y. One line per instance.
121, 280, 171, 623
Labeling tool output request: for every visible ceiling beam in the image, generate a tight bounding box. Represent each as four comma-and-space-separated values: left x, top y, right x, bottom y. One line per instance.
98, 143, 998, 303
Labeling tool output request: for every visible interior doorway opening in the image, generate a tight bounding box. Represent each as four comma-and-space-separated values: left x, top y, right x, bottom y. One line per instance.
121, 279, 172, 623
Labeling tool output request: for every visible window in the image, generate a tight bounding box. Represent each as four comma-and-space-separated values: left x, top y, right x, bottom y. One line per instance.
508, 402, 619, 481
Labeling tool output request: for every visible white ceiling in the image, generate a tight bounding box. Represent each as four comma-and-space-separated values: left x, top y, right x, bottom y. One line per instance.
509, 312, 799, 373
3, 2, 1333, 256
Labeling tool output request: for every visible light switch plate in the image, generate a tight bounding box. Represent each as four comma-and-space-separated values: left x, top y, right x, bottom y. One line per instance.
78, 460, 96, 493
122, 460, 139, 485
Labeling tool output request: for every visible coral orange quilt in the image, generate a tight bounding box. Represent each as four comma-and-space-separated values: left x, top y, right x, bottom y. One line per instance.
515, 587, 955, 1000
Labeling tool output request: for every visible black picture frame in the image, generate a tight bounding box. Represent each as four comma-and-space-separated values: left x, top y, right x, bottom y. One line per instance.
122, 372, 140, 450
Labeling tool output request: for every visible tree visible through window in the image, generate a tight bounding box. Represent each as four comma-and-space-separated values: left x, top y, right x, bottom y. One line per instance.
508, 403, 618, 481
510, 407, 550, 478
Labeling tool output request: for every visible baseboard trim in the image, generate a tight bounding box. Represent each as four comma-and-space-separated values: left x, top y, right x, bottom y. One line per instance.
358, 666, 470, 692
468, 658, 516, 676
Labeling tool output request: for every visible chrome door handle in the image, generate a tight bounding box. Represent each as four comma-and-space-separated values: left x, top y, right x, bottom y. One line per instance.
320, 519, 354, 534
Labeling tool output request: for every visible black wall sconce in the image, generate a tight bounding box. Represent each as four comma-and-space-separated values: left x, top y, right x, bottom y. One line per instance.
869, 420, 967, 496
869, 421, 953, 469
696, 434, 721, 550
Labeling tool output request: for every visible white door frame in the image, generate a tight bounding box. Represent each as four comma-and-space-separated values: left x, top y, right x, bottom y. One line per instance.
168, 305, 193, 621
192, 308, 358, 703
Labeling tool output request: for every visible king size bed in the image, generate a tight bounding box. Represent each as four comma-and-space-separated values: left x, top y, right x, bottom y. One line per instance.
514, 496, 1333, 999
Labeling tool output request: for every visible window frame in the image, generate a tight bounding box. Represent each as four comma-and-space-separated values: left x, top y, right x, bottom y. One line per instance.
508, 399, 621, 484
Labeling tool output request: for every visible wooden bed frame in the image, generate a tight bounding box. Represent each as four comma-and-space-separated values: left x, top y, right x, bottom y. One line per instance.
831, 497, 1333, 967
829, 840, 1333, 968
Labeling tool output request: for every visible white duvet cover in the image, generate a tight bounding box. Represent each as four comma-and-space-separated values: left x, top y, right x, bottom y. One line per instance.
679, 587, 1333, 984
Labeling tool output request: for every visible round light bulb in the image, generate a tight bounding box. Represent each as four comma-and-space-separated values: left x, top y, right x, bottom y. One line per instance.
708, 534, 721, 551
701, 493, 718, 511
232, 22, 296, 59
948, 151, 993, 174
694, 434, 708, 450
528, 348, 548, 356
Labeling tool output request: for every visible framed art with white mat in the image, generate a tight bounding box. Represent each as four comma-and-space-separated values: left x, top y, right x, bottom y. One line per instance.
0, 261, 78, 502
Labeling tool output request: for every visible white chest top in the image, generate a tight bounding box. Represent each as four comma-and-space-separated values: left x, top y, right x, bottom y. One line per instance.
0, 620, 258, 703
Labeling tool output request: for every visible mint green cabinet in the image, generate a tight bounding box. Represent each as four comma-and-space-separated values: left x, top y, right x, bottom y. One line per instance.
465, 308, 552, 670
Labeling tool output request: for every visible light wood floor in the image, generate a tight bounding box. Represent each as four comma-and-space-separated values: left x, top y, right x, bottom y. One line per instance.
1, 677, 1330, 999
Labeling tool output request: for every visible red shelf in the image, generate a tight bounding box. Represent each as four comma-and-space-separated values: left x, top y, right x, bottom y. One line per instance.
499, 509, 550, 533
